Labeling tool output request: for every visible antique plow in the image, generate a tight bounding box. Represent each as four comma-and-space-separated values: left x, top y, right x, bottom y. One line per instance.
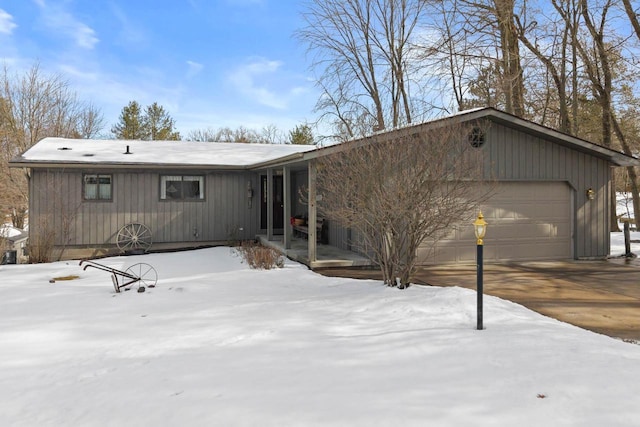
80, 259, 158, 293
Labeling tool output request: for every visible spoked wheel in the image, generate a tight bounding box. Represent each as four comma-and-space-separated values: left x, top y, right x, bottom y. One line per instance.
123, 263, 158, 290
116, 223, 152, 253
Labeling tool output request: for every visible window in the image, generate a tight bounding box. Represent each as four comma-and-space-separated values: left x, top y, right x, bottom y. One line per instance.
84, 174, 112, 200
468, 127, 486, 148
161, 175, 204, 200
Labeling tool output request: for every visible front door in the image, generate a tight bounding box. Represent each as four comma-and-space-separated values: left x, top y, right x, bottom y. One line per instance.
260, 175, 284, 231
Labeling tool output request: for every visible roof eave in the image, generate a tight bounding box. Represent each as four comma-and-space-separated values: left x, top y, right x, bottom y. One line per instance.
249, 151, 313, 170
8, 159, 252, 170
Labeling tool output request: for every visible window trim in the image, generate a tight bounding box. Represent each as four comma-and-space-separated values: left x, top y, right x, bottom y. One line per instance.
159, 174, 205, 201
83, 173, 113, 201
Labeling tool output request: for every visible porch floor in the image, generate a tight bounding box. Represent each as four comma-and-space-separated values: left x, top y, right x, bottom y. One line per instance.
256, 235, 373, 269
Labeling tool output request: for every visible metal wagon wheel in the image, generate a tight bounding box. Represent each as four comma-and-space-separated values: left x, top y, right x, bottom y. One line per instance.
116, 223, 152, 253
123, 263, 158, 290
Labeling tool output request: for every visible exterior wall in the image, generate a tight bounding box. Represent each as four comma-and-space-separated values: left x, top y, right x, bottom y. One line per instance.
29, 168, 260, 258
312, 121, 611, 262
482, 123, 611, 259
309, 121, 611, 263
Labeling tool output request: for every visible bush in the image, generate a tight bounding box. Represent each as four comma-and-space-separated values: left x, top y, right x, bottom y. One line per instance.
28, 223, 55, 264
236, 241, 285, 270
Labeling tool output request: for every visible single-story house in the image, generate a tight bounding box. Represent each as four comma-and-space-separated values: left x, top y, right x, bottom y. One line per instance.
0, 224, 29, 264
9, 107, 638, 266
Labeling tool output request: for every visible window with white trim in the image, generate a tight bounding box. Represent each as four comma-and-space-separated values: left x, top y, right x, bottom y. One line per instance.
160, 175, 204, 200
83, 174, 112, 200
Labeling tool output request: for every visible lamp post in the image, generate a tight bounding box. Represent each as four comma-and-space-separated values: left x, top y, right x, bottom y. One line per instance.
473, 211, 487, 330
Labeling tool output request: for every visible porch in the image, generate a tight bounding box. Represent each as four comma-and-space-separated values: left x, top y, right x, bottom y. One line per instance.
257, 235, 372, 269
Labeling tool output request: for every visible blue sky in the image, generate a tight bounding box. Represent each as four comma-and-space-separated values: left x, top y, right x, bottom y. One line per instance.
0, 0, 319, 137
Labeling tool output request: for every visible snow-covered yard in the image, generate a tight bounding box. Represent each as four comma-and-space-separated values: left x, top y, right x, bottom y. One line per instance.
1, 247, 640, 426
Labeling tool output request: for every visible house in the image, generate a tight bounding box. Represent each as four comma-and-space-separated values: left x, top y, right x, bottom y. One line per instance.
9, 108, 638, 266
0, 224, 29, 264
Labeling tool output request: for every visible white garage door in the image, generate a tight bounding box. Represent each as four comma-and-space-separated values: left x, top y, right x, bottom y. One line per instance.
419, 182, 573, 264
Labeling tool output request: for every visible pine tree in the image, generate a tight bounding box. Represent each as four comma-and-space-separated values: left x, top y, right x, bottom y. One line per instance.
144, 102, 180, 140
111, 101, 146, 140
288, 124, 315, 145
112, 101, 180, 140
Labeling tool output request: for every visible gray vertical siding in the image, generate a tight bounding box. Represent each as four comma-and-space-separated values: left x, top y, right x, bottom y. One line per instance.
485, 123, 611, 259
30, 169, 261, 248
28, 120, 614, 262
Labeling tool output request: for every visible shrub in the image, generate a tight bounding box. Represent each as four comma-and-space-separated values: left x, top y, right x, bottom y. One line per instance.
28, 221, 55, 264
237, 241, 285, 270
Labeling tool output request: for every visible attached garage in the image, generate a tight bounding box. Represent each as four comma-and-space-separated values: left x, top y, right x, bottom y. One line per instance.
293, 108, 637, 266
422, 182, 573, 264
410, 108, 628, 265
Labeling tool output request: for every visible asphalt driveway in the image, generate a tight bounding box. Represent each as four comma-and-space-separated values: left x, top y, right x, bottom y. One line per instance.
319, 260, 640, 342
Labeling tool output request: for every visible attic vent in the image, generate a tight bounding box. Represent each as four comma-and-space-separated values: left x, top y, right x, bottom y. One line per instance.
57, 147, 72, 151
468, 127, 486, 148
124, 145, 132, 154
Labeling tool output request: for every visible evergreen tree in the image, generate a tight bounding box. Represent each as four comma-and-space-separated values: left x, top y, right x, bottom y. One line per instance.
111, 101, 146, 140
112, 101, 180, 140
144, 102, 180, 140
288, 124, 315, 145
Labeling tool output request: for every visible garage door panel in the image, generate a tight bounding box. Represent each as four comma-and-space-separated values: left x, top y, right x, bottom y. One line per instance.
496, 241, 570, 260
422, 182, 572, 264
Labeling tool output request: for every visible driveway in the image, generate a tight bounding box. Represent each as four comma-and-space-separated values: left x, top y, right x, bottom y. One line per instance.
319, 260, 640, 342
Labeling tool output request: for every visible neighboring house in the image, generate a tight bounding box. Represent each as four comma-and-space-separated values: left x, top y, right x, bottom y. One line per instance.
0, 224, 29, 264
9, 108, 638, 266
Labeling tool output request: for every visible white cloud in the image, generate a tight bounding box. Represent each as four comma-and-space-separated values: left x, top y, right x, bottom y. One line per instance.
229, 58, 289, 109
34, 0, 99, 49
0, 9, 17, 35
108, 3, 147, 47
186, 60, 204, 79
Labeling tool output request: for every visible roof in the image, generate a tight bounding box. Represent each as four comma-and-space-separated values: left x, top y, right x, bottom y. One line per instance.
271, 108, 639, 168
9, 138, 317, 170
0, 225, 28, 243
9, 108, 638, 170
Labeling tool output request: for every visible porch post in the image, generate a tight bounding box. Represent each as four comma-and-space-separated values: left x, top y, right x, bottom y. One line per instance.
308, 161, 317, 264
267, 168, 273, 241
283, 165, 292, 250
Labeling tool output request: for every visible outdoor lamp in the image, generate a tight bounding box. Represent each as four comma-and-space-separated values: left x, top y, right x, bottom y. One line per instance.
247, 181, 254, 208
473, 211, 487, 330
586, 188, 595, 200
473, 211, 487, 245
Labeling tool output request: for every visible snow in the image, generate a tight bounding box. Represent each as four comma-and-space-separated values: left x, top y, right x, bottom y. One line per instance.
17, 137, 316, 167
1, 248, 640, 426
1, 224, 24, 239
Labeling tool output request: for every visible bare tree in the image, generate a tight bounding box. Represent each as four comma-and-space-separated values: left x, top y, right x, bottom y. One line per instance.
187, 125, 288, 144
514, 1, 573, 132
298, 0, 426, 137
258, 124, 286, 144
0, 64, 104, 228
316, 121, 492, 287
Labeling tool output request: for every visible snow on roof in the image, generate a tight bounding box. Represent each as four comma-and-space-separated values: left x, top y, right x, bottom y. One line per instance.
16, 137, 317, 168
0, 225, 28, 241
